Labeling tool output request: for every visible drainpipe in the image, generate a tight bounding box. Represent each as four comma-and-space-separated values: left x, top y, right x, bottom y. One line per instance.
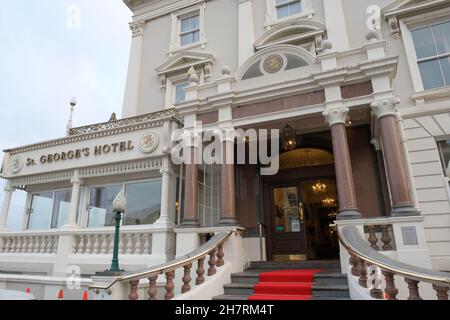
396, 113, 420, 210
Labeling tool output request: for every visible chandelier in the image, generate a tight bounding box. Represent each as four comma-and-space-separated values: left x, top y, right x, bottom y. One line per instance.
322, 197, 336, 207
312, 181, 327, 193
281, 124, 297, 151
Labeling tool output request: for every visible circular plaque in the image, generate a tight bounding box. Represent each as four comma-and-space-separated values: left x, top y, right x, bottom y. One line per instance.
139, 132, 159, 154
11, 155, 24, 174
263, 54, 284, 73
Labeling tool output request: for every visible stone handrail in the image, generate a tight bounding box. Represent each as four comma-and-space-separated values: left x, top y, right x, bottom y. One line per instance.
339, 225, 450, 300
89, 229, 239, 300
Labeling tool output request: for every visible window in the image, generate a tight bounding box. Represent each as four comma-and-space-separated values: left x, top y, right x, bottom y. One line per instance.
198, 164, 220, 227
175, 81, 190, 104
27, 190, 72, 230
411, 21, 450, 90
180, 13, 200, 46
87, 180, 162, 228
275, 0, 301, 19
437, 140, 450, 201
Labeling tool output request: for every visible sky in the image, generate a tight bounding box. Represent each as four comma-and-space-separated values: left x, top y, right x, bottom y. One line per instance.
0, 1, 132, 230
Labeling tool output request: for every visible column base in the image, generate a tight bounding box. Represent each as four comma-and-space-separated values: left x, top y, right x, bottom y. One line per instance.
336, 209, 362, 220
391, 206, 421, 217
218, 217, 239, 226
181, 220, 200, 228
153, 217, 175, 229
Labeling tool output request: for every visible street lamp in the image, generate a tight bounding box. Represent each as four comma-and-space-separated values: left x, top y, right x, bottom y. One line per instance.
108, 191, 127, 274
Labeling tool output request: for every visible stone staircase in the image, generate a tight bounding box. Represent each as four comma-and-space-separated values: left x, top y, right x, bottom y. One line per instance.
213, 260, 350, 300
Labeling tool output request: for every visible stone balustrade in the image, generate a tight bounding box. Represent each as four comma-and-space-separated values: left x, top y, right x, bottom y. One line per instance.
0, 232, 59, 254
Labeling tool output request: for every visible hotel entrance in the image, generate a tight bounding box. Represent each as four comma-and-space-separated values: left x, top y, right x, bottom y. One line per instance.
262, 147, 340, 261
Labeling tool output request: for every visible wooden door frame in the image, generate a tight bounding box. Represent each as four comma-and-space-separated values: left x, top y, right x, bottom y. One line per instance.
262, 164, 335, 261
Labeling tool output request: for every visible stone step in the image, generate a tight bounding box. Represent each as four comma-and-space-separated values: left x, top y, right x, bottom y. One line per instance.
212, 294, 249, 301
248, 260, 341, 271
314, 271, 348, 285
223, 283, 255, 296
230, 272, 260, 284
312, 283, 350, 299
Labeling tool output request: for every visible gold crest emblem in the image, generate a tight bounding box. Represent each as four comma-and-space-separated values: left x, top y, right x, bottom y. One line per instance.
263, 54, 283, 73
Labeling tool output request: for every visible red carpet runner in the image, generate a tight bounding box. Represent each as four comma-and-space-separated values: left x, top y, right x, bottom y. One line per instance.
248, 269, 323, 300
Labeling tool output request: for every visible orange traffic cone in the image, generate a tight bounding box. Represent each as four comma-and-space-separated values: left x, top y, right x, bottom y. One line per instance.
26, 288, 31, 294
83, 291, 88, 301
58, 289, 64, 300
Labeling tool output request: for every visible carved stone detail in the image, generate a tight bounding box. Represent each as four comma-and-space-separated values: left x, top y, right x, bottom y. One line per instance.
323, 106, 349, 127
130, 21, 146, 38
371, 97, 400, 119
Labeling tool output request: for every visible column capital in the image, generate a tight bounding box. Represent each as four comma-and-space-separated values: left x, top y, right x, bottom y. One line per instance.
3, 185, 15, 193
371, 97, 400, 119
71, 177, 83, 184
129, 20, 145, 38
323, 106, 349, 127
160, 167, 173, 175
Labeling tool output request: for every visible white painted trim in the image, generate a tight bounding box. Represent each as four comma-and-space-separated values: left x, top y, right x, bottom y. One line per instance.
265, 0, 314, 30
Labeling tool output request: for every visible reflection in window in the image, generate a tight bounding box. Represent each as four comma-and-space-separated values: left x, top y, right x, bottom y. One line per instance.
411, 21, 450, 90
180, 13, 200, 46
276, 0, 301, 19
175, 81, 190, 103
51, 191, 72, 229
124, 180, 162, 226
88, 185, 122, 228
274, 187, 301, 233
28, 192, 54, 230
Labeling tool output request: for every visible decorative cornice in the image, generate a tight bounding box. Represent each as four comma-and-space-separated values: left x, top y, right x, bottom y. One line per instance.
371, 97, 400, 119
323, 105, 349, 127
4, 109, 183, 155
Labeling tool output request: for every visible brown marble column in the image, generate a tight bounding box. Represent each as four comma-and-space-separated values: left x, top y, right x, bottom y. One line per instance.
323, 106, 362, 219
182, 146, 200, 227
371, 98, 419, 216
219, 136, 238, 226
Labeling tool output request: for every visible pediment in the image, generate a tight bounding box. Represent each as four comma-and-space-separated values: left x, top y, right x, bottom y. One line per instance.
155, 51, 215, 76
254, 19, 326, 54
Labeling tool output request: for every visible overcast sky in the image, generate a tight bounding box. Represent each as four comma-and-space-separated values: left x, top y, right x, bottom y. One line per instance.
0, 1, 132, 230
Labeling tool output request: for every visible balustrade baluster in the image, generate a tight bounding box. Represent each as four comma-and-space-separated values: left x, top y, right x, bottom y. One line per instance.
208, 249, 217, 276
22, 237, 29, 253
92, 234, 100, 254
380, 225, 393, 251
382, 270, 398, 300
76, 236, 84, 254
367, 226, 380, 251
369, 266, 384, 299
405, 278, 422, 300
108, 234, 114, 254
165, 271, 175, 300
85, 235, 92, 254
182, 264, 193, 294
349, 254, 360, 276
126, 234, 134, 254
196, 257, 206, 285
52, 236, 58, 253
432, 285, 449, 300
148, 276, 158, 300
216, 245, 224, 267
134, 234, 142, 255
18, 237, 25, 253
33, 236, 40, 253
129, 280, 139, 300
143, 234, 151, 254
10, 237, 17, 253
358, 260, 368, 288
100, 234, 108, 254
28, 236, 35, 253
38, 236, 45, 253
119, 234, 126, 254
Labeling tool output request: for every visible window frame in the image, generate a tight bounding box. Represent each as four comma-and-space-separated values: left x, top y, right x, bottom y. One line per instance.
26, 187, 75, 230
86, 178, 163, 229
400, 8, 450, 95
169, 4, 207, 55
179, 12, 200, 47
437, 139, 450, 204
265, 0, 313, 29
275, 0, 302, 20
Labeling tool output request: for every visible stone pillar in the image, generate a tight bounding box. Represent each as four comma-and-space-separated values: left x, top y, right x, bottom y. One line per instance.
220, 134, 238, 226
238, 0, 255, 66
371, 97, 418, 216
323, 106, 361, 219
0, 183, 15, 231
122, 21, 145, 118
64, 171, 82, 229
155, 156, 175, 228
182, 146, 199, 227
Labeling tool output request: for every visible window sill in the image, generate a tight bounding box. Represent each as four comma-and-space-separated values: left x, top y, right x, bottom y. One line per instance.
265, 10, 314, 30
168, 40, 207, 57
411, 86, 450, 104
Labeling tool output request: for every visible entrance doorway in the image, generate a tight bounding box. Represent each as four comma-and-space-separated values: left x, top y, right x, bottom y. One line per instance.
262, 147, 340, 261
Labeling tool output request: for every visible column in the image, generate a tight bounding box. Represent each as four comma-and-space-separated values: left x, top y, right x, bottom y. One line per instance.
371, 97, 419, 216
323, 106, 361, 219
182, 146, 200, 227
0, 183, 15, 231
64, 171, 82, 228
155, 156, 175, 228
122, 21, 145, 118
238, 0, 255, 67
220, 133, 238, 226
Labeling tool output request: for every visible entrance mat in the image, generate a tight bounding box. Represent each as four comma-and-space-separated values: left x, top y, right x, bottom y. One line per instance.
248, 269, 323, 301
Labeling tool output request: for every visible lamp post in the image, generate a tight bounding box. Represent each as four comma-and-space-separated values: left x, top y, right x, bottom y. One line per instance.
108, 192, 127, 274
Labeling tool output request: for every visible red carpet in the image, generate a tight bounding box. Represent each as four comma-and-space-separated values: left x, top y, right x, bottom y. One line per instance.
248, 269, 322, 301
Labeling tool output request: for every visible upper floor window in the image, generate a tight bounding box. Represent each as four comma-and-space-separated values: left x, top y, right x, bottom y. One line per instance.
411, 21, 450, 90
175, 81, 190, 104
180, 13, 200, 46
275, 0, 301, 19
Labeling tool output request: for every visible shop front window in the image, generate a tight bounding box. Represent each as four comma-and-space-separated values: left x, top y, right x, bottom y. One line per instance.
123, 180, 162, 225
27, 190, 72, 230
88, 185, 122, 228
